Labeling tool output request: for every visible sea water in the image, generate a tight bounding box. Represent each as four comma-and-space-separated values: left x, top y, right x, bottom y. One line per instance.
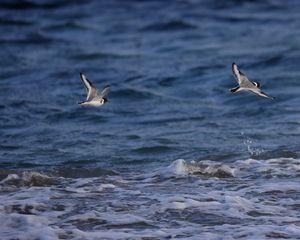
1, 0, 300, 239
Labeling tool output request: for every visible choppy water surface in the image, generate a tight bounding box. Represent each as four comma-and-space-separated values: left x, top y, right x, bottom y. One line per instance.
1, 0, 300, 239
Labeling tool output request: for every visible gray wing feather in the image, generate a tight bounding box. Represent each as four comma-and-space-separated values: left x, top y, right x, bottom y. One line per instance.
255, 90, 274, 99
98, 85, 110, 98
232, 63, 252, 87
80, 73, 97, 101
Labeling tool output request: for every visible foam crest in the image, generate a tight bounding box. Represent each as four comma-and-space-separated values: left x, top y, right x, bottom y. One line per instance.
160, 196, 222, 211
237, 157, 300, 178
0, 157, 300, 239
167, 159, 237, 178
94, 212, 149, 226
65, 177, 117, 193
0, 172, 57, 187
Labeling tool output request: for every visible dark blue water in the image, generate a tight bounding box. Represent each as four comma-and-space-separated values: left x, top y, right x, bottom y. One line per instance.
1, 0, 300, 239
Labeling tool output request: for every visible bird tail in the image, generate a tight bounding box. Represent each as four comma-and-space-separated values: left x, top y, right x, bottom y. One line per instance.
230, 86, 240, 93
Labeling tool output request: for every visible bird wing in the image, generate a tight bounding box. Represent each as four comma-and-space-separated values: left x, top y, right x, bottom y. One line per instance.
251, 89, 274, 99
80, 72, 97, 101
232, 62, 251, 86
98, 85, 110, 99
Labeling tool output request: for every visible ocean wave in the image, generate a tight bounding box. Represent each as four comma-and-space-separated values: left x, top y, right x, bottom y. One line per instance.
0, 0, 299, 238
237, 157, 300, 179
140, 157, 300, 182
0, 0, 74, 10
140, 159, 237, 182
131, 145, 174, 155
187, 64, 225, 76
168, 159, 236, 178
43, 21, 88, 32
0, 32, 61, 45
0, 213, 59, 240
54, 167, 118, 178
45, 109, 108, 124
113, 87, 160, 100
1, 157, 300, 239
0, 171, 57, 187
139, 116, 192, 125
69, 52, 137, 61
0, 17, 33, 26
157, 76, 178, 87
140, 20, 197, 32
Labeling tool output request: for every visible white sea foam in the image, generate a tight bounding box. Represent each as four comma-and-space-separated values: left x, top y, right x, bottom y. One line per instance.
1, 158, 300, 239
0, 172, 56, 187
162, 196, 222, 211
168, 159, 237, 177
237, 157, 300, 178
65, 178, 117, 193
0, 213, 59, 240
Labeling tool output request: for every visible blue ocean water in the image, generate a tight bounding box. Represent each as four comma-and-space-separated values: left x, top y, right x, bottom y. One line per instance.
1, 0, 300, 239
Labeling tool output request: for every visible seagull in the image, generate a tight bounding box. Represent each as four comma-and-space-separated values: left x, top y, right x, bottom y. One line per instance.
79, 72, 110, 107
230, 63, 274, 99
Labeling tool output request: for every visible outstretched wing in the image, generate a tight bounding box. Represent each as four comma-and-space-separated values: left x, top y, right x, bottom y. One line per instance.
98, 85, 110, 98
251, 89, 275, 99
232, 62, 251, 86
80, 72, 97, 101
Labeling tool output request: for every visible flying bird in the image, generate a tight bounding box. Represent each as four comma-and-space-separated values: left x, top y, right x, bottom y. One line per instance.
230, 63, 274, 99
79, 72, 110, 106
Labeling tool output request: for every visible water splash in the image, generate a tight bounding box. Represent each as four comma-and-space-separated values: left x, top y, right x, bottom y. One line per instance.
241, 132, 265, 156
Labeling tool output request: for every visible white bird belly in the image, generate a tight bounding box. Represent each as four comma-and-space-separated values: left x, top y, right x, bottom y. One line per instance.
80, 101, 104, 107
